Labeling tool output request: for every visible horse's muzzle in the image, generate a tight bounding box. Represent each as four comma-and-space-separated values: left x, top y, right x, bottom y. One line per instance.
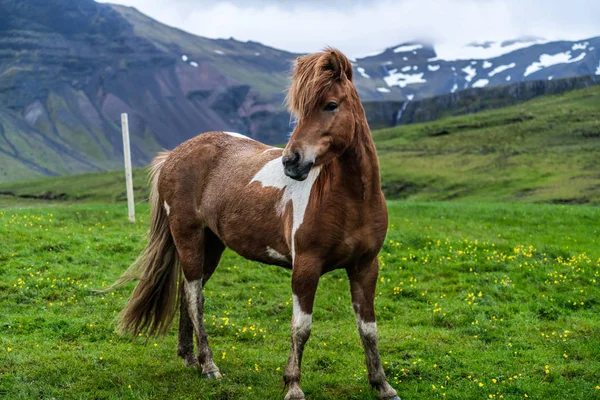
282, 153, 313, 181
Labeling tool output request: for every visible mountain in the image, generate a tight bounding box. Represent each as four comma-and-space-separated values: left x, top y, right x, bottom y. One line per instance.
363, 74, 600, 129
0, 0, 599, 183
0, 0, 297, 181
352, 38, 600, 102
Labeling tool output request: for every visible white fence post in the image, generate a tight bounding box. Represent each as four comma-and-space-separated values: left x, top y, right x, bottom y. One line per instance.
121, 113, 135, 223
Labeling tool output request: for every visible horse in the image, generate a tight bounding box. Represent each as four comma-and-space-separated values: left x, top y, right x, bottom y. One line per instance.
114, 48, 399, 400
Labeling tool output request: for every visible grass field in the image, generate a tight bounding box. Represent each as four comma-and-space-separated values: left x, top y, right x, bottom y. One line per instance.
1, 201, 599, 399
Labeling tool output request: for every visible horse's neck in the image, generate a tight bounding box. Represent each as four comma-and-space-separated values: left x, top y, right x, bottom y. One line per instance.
336, 119, 382, 202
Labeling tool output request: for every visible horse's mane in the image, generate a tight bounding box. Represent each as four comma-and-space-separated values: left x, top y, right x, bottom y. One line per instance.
286, 48, 354, 118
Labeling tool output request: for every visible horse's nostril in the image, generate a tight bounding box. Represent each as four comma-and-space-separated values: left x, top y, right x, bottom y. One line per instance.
283, 152, 301, 167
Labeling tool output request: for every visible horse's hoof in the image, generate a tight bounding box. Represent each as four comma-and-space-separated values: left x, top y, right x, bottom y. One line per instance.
204, 370, 222, 379
388, 396, 400, 400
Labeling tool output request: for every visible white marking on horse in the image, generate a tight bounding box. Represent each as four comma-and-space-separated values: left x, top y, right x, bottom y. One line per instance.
163, 201, 171, 216
353, 303, 378, 339
357, 319, 378, 338
292, 294, 312, 334
266, 246, 290, 263
250, 156, 322, 261
302, 146, 319, 164
184, 279, 203, 333
263, 148, 282, 154
223, 131, 253, 140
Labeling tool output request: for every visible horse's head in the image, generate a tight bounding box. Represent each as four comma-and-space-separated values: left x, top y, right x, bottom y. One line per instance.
283, 49, 360, 181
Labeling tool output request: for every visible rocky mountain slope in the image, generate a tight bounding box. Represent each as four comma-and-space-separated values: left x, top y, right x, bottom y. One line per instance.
363, 74, 600, 129
0, 0, 297, 181
1, 0, 599, 183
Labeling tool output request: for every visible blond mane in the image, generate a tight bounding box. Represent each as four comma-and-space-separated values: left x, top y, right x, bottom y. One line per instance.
286, 48, 354, 118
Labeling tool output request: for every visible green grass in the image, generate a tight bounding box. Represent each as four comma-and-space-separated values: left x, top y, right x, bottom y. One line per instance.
1, 201, 599, 399
0, 169, 150, 205
2, 84, 599, 206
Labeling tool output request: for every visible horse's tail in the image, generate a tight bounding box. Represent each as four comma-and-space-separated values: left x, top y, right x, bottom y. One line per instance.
115, 151, 181, 337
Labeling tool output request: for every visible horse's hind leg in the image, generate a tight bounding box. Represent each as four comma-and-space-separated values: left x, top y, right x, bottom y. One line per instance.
196, 228, 225, 377
347, 258, 399, 400
172, 220, 224, 378
177, 284, 198, 367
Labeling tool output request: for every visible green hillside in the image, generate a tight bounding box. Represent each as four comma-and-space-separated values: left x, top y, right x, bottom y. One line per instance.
1, 84, 599, 206
376, 84, 600, 204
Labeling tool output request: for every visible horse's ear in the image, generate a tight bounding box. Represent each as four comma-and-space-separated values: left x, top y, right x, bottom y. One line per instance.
323, 49, 353, 82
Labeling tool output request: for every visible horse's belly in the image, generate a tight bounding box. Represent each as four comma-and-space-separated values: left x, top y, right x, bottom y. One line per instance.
217, 216, 292, 268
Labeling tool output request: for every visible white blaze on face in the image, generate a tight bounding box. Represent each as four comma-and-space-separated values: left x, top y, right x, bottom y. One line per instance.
302, 146, 319, 164
292, 293, 312, 334
250, 156, 322, 262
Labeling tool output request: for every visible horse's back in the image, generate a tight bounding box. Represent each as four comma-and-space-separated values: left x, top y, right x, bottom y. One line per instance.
159, 130, 278, 193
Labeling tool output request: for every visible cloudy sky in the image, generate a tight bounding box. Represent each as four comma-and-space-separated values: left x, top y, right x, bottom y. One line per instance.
99, 0, 600, 58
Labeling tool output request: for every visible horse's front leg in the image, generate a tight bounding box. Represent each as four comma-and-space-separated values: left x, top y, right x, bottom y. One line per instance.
283, 257, 321, 400
347, 258, 399, 400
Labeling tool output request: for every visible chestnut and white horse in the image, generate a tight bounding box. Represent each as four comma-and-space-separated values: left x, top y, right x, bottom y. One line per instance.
115, 49, 399, 400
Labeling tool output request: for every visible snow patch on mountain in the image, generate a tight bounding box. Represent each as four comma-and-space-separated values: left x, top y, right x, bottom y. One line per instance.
181, 55, 188, 62
482, 61, 493, 69
214, 50, 225, 55
394, 44, 423, 53
451, 83, 458, 93
488, 63, 516, 77
377, 87, 391, 93
434, 38, 548, 61
572, 42, 589, 51
462, 65, 477, 82
190, 61, 198, 67
406, 94, 415, 101
401, 66, 412, 72
506, 75, 511, 81
428, 65, 440, 71
524, 51, 586, 77
472, 79, 489, 88
384, 69, 426, 88
357, 67, 370, 79
596, 62, 600, 75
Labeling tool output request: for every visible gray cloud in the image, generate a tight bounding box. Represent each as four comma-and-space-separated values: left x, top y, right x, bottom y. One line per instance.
98, 0, 600, 58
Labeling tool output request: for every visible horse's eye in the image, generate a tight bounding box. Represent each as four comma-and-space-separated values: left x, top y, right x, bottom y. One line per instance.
324, 102, 338, 112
